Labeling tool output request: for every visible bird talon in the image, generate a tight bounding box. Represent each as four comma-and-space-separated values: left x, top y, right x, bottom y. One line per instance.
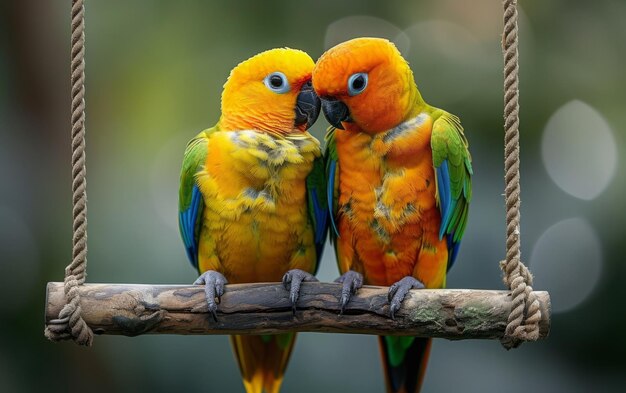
335, 270, 364, 315
207, 301, 219, 322
194, 270, 228, 322
339, 293, 350, 316
282, 269, 317, 315
290, 292, 299, 315
282, 274, 291, 291
386, 276, 424, 319
387, 283, 399, 302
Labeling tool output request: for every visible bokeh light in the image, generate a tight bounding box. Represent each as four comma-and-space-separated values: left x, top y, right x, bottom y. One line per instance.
324, 15, 410, 54
401, 19, 495, 105
530, 217, 602, 313
541, 100, 618, 200
402, 20, 480, 62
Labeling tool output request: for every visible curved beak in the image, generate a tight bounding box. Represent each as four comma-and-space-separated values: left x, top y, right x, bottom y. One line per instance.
321, 98, 351, 130
294, 81, 321, 130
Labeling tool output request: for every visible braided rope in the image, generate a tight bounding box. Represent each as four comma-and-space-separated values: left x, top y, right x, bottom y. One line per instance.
44, 0, 94, 346
499, 0, 541, 349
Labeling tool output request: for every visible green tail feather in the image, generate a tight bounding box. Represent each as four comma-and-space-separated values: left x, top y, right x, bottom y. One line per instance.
379, 336, 432, 393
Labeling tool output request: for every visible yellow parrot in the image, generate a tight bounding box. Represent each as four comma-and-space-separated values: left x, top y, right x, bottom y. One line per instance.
178, 48, 328, 393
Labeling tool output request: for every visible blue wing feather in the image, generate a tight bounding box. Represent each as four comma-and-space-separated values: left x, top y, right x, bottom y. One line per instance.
311, 189, 327, 272
436, 159, 462, 271
437, 160, 454, 239
306, 155, 330, 275
179, 184, 202, 270
311, 189, 327, 246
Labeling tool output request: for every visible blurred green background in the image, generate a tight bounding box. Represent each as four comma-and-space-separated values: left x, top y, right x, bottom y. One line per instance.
1, 0, 625, 392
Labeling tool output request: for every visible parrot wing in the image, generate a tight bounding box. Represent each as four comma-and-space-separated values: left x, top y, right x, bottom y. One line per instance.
323, 127, 340, 244
178, 128, 213, 271
306, 153, 329, 274
431, 112, 473, 271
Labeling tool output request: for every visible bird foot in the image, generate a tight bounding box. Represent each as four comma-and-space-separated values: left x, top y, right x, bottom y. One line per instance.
193, 270, 228, 322
334, 270, 364, 315
282, 269, 318, 315
387, 276, 424, 320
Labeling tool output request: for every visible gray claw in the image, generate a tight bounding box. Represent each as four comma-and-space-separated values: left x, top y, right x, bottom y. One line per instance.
334, 270, 364, 315
193, 270, 228, 322
282, 269, 318, 315
388, 276, 424, 320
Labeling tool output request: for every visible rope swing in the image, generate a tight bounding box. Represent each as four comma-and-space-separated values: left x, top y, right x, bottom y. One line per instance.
44, 0, 546, 349
44, 0, 93, 346
499, 0, 541, 349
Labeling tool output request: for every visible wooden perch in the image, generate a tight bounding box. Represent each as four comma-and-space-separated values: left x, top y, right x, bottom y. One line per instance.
45, 282, 550, 340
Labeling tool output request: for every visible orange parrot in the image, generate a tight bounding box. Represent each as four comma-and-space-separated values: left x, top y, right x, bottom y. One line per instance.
312, 38, 472, 392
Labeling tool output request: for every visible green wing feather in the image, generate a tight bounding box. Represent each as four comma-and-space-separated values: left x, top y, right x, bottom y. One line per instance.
178, 127, 215, 271
305, 153, 329, 274
430, 111, 473, 270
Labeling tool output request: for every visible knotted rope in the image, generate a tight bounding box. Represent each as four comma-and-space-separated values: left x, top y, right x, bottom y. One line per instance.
44, 0, 94, 346
499, 0, 541, 349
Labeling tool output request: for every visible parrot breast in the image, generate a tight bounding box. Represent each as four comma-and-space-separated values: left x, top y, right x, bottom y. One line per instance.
196, 130, 321, 283
335, 113, 448, 288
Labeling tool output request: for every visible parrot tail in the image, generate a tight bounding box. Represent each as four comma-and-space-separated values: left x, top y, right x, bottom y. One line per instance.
378, 336, 432, 393
230, 333, 296, 393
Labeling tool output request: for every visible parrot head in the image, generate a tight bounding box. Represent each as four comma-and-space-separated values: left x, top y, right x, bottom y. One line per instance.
312, 37, 424, 134
219, 48, 320, 133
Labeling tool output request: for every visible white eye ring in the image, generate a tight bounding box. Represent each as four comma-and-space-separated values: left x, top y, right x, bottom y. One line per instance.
347, 72, 368, 96
264, 72, 290, 94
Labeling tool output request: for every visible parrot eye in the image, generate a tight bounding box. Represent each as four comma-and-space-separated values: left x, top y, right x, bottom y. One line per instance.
264, 72, 290, 94
347, 72, 368, 96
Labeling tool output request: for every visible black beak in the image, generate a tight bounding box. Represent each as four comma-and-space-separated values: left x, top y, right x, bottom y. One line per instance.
321, 98, 351, 130
295, 81, 321, 130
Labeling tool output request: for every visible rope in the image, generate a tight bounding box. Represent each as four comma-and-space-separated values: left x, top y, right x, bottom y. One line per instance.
499, 0, 541, 349
44, 0, 94, 346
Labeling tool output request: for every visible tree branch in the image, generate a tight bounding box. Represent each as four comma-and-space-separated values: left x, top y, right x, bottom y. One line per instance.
45, 282, 550, 340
